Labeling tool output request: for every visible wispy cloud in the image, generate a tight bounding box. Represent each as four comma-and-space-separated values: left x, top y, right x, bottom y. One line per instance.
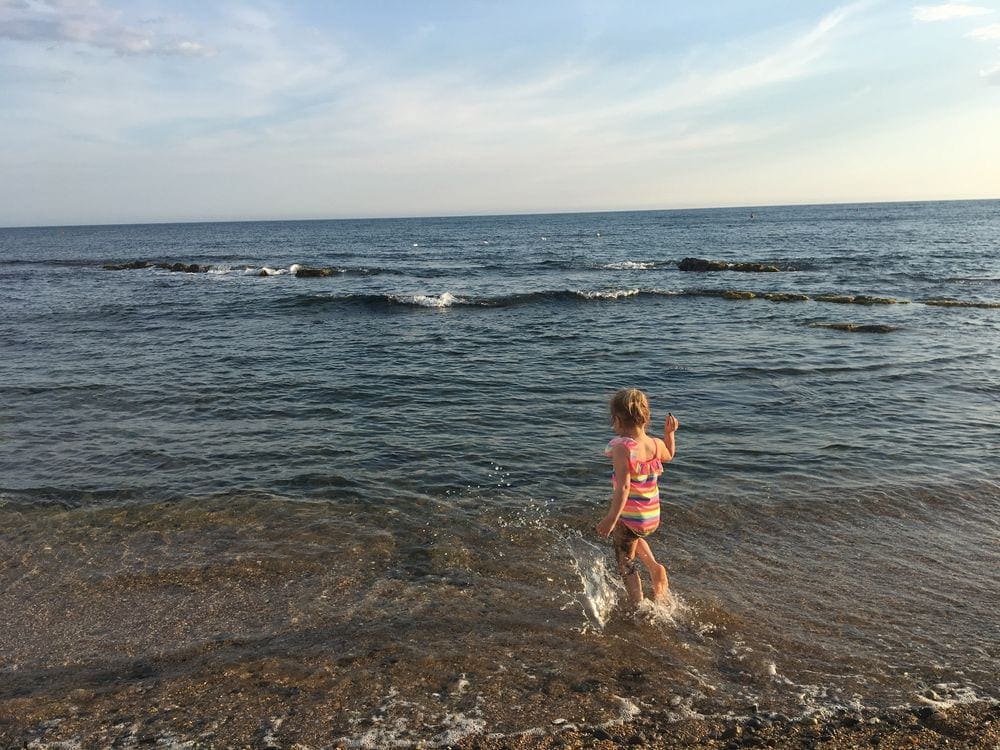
912, 3, 994, 22
0, 0, 213, 56
967, 22, 1000, 37
588, 2, 864, 125
981, 62, 1000, 81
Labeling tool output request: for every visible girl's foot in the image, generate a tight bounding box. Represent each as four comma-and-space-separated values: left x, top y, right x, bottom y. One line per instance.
651, 563, 670, 600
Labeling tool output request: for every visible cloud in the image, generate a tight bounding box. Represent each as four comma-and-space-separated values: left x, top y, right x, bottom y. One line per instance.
967, 22, 1000, 37
981, 62, 1000, 81
600, 2, 865, 122
912, 3, 994, 22
0, 0, 214, 56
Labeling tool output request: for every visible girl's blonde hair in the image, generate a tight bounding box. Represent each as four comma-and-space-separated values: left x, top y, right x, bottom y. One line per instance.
609, 388, 650, 430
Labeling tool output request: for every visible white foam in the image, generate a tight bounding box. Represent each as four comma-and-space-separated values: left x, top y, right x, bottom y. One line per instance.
634, 593, 688, 628
244, 264, 302, 277
914, 683, 999, 711
613, 694, 642, 720
577, 288, 640, 300
428, 713, 487, 746
604, 261, 655, 270
336, 686, 486, 749
405, 292, 460, 308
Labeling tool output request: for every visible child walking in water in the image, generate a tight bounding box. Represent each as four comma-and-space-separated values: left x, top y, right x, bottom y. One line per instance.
596, 388, 679, 607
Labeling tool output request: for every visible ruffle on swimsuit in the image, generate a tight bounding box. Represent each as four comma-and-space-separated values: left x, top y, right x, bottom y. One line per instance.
605, 436, 663, 536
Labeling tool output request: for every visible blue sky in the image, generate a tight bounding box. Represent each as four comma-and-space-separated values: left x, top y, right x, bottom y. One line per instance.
1, 1, 998, 226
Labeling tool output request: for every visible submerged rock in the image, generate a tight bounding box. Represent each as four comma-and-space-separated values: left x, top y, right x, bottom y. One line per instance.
814, 294, 857, 304
683, 289, 754, 300
677, 257, 784, 272
103, 260, 154, 271
762, 292, 810, 302
166, 263, 208, 273
103, 261, 208, 273
295, 267, 337, 278
924, 299, 1000, 309
678, 257, 730, 272
731, 262, 781, 272
852, 295, 906, 305
809, 322, 897, 333
814, 294, 905, 305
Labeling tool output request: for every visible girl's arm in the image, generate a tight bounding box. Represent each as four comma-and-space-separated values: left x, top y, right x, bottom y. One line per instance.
661, 413, 679, 462
596, 443, 631, 537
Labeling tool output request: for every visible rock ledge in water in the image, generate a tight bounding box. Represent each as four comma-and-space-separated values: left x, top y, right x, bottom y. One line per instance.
814, 294, 905, 305
103, 261, 209, 273
809, 322, 897, 333
678, 258, 784, 272
924, 298, 1000, 309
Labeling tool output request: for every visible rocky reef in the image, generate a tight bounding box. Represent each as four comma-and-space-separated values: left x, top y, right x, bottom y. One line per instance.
678, 258, 785, 273
813, 294, 907, 305
103, 261, 209, 273
294, 267, 339, 278
809, 322, 898, 333
924, 299, 1000, 309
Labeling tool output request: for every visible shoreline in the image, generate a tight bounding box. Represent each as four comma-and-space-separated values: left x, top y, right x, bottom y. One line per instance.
3, 689, 997, 748
458, 702, 1000, 749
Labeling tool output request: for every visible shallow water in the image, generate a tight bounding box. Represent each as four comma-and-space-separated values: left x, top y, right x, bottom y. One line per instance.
1, 201, 998, 742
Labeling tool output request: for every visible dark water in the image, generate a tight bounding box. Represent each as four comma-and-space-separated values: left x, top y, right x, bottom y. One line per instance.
2, 201, 999, 743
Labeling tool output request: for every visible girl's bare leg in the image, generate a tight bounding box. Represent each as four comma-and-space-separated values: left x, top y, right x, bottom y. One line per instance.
613, 527, 644, 606
635, 539, 670, 600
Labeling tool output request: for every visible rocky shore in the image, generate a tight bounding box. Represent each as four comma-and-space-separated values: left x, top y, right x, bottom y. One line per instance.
456, 702, 1000, 749
4, 690, 997, 749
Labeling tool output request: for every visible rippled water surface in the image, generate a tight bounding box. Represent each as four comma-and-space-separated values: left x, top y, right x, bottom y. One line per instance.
2, 201, 998, 743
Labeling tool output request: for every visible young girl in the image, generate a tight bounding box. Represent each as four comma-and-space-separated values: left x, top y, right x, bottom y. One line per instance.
596, 388, 679, 607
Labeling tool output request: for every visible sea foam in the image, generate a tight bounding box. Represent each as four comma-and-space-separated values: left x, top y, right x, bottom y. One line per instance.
404, 292, 460, 308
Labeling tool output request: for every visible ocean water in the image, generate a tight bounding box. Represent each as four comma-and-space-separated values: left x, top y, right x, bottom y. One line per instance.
1, 201, 998, 743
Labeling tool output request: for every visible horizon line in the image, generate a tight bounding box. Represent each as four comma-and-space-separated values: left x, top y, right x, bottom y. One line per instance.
2, 196, 998, 231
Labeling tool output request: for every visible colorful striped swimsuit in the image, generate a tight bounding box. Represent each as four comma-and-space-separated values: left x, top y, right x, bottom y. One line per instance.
605, 436, 663, 536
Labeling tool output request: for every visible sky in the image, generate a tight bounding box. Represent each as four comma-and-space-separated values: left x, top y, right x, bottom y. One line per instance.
1, 1, 999, 226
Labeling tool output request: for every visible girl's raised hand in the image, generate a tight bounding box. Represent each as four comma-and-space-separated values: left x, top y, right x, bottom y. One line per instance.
665, 412, 679, 433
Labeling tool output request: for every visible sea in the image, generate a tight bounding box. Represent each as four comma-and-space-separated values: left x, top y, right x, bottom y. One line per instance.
1, 200, 998, 746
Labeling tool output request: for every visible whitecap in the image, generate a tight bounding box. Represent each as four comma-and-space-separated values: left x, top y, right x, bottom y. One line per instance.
405, 292, 460, 308
577, 289, 640, 300
604, 261, 655, 270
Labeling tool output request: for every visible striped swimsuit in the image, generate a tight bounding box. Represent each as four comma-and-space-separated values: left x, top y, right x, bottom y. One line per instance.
606, 436, 663, 536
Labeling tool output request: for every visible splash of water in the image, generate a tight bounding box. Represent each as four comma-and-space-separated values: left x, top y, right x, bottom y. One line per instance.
558, 530, 622, 629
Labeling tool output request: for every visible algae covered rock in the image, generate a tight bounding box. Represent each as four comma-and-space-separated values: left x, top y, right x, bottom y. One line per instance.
809, 322, 897, 333
678, 257, 729, 272
762, 292, 810, 302
678, 257, 784, 272
924, 299, 1000, 309
730, 262, 780, 272
295, 267, 337, 278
